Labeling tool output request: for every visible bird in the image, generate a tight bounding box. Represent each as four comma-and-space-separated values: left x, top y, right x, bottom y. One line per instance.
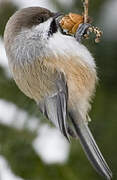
4, 7, 112, 179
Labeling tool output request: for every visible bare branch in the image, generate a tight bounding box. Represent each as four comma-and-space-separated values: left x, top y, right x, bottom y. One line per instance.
83, 0, 89, 23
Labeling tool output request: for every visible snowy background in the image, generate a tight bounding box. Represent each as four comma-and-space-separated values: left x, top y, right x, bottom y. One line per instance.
0, 0, 117, 180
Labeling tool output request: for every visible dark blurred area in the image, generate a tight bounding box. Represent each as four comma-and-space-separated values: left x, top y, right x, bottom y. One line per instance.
0, 0, 117, 180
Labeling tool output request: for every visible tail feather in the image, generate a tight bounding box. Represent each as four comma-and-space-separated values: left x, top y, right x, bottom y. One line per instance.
69, 112, 112, 180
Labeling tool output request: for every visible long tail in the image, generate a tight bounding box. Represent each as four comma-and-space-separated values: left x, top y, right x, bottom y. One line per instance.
69, 111, 112, 180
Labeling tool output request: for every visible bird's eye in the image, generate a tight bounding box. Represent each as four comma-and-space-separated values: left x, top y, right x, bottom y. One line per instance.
41, 17, 46, 23
32, 16, 46, 25
37, 17, 45, 23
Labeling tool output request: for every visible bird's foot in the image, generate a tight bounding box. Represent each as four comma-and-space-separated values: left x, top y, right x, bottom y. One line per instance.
75, 23, 91, 42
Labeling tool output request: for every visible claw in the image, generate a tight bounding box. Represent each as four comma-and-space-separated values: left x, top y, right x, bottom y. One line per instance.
75, 23, 91, 42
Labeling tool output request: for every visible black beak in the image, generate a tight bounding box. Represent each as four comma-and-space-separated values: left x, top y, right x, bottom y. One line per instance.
53, 12, 64, 32
48, 12, 64, 37
52, 12, 64, 19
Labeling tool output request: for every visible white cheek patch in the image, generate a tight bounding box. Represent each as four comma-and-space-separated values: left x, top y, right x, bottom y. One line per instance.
34, 18, 53, 38
10, 18, 53, 64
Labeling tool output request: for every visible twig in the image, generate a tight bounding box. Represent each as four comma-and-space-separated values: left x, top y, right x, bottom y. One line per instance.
83, 0, 89, 23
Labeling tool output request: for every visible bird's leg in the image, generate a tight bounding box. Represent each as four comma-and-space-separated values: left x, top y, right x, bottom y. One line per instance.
75, 23, 91, 42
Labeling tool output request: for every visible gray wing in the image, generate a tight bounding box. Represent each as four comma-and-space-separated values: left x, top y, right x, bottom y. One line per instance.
38, 71, 112, 179
38, 72, 75, 141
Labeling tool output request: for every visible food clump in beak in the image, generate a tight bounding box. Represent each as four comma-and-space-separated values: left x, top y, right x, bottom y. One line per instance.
59, 12, 103, 43
60, 13, 84, 35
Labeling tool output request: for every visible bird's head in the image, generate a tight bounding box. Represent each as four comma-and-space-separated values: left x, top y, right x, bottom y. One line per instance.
4, 7, 62, 39
4, 7, 63, 63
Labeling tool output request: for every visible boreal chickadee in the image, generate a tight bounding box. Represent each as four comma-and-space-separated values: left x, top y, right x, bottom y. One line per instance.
4, 7, 112, 180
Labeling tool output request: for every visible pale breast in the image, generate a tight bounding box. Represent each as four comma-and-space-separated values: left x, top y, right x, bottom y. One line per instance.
11, 54, 97, 118
11, 57, 59, 101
